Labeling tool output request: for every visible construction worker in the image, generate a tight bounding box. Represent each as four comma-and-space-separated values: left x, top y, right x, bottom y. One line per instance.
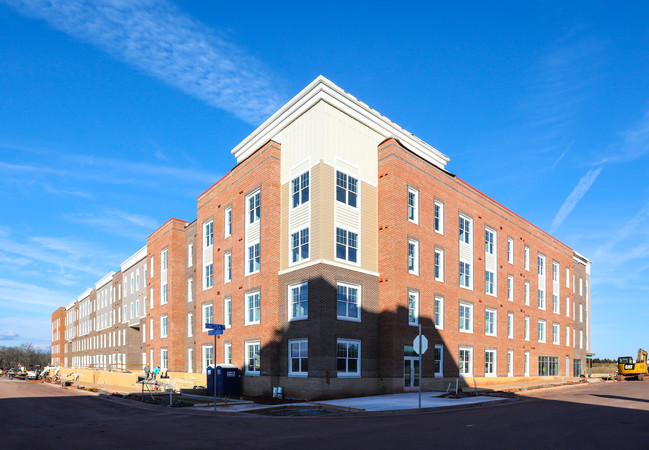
144, 363, 150, 381
152, 365, 160, 381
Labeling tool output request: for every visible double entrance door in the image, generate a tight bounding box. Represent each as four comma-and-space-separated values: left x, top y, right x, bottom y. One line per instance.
404, 356, 420, 388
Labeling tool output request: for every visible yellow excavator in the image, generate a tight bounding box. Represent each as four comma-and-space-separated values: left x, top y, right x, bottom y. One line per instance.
617, 349, 648, 381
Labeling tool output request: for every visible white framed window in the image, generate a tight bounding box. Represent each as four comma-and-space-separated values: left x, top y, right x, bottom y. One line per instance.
460, 261, 472, 289
485, 308, 497, 336
485, 228, 495, 254
336, 339, 360, 377
408, 290, 419, 326
507, 275, 514, 301
485, 270, 495, 295
202, 345, 213, 373
434, 248, 444, 282
524, 246, 530, 271
247, 242, 260, 275
224, 297, 232, 328
149, 318, 154, 340
150, 287, 154, 309
553, 295, 559, 314
459, 215, 471, 244
538, 288, 546, 310
524, 351, 530, 377
292, 171, 310, 208
289, 282, 308, 321
187, 243, 193, 268
566, 267, 570, 288
202, 303, 213, 332
507, 350, 514, 377
434, 296, 444, 330
161, 283, 168, 305
224, 252, 232, 283
150, 255, 154, 278
459, 302, 473, 333
187, 278, 193, 302
579, 330, 584, 349
524, 281, 530, 306
288, 339, 308, 376
538, 254, 545, 276
130, 273, 134, 294
579, 278, 583, 295
552, 323, 560, 345
245, 341, 261, 375
187, 313, 193, 337
136, 270, 140, 291
224, 343, 232, 365
579, 304, 583, 322
407, 187, 419, 224
408, 239, 419, 275
142, 323, 146, 342
552, 261, 559, 283
566, 296, 570, 317
335, 228, 358, 263
224, 206, 232, 238
336, 170, 358, 207
247, 189, 261, 225
204, 220, 214, 248
204, 263, 213, 289
524, 316, 530, 341
434, 344, 444, 377
485, 349, 497, 377
459, 346, 473, 377
507, 312, 514, 338
538, 320, 546, 343
507, 237, 514, 264
161, 348, 168, 371
337, 282, 360, 321
566, 325, 570, 346
188, 348, 194, 373
245, 291, 261, 325
291, 228, 309, 263
434, 200, 444, 234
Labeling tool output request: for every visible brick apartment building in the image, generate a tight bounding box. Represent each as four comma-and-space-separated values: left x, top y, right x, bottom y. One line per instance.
50, 307, 65, 366
53, 76, 592, 399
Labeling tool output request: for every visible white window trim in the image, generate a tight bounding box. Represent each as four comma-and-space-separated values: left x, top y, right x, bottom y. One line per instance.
187, 243, 193, 268
524, 316, 530, 341
538, 320, 547, 343
245, 290, 261, 326
202, 303, 213, 332
407, 186, 419, 224
459, 346, 473, 377
459, 260, 473, 290
434, 247, 444, 282
187, 313, 193, 338
485, 308, 497, 337
524, 281, 530, 306
507, 312, 514, 339
434, 199, 444, 235
224, 297, 232, 329
459, 301, 474, 334
245, 241, 261, 276
246, 189, 261, 225
524, 246, 530, 271
507, 275, 514, 302
224, 252, 232, 283
245, 340, 261, 376
224, 206, 232, 238
335, 169, 360, 209
334, 226, 361, 266
485, 349, 497, 377
507, 237, 514, 264
485, 270, 496, 296
408, 238, 419, 275
289, 227, 310, 266
160, 314, 168, 338
288, 281, 308, 322
336, 282, 362, 322
552, 323, 560, 345
336, 338, 361, 378
434, 295, 444, 330
434, 344, 444, 377
288, 339, 308, 377
408, 290, 419, 326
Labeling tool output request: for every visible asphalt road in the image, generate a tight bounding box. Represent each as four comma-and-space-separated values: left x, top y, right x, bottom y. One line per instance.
1, 378, 648, 449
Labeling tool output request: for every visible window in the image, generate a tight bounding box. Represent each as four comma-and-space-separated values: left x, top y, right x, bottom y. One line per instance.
524, 351, 530, 376
538, 254, 545, 276
485, 308, 497, 336
434, 248, 444, 281
408, 291, 419, 326
524, 281, 530, 306
224, 297, 232, 328
291, 228, 309, 263
507, 275, 514, 301
204, 263, 213, 289
566, 267, 570, 288
187, 278, 193, 302
202, 345, 213, 373
224, 252, 232, 283
434, 296, 444, 329
336, 171, 358, 207
334, 228, 358, 263
291, 172, 310, 208
408, 239, 419, 275
579, 330, 584, 349
566, 325, 570, 346
188, 348, 193, 373
553, 295, 559, 313
459, 261, 471, 288
337, 283, 360, 321
538, 320, 546, 343
245, 291, 261, 325
485, 228, 495, 254
161, 348, 168, 371
187, 313, 193, 337
524, 246, 530, 271
245, 341, 261, 375
247, 243, 260, 274
136, 270, 140, 291
204, 220, 213, 248
579, 304, 583, 322
407, 187, 419, 223
524, 316, 530, 341
538, 289, 545, 310
224, 343, 232, 365
336, 339, 360, 377
485, 349, 496, 377
150, 255, 154, 277
149, 318, 154, 340
161, 283, 168, 305
507, 312, 514, 338
459, 347, 473, 376
566, 296, 570, 317
150, 288, 154, 309
579, 278, 583, 295
187, 244, 193, 267
202, 303, 213, 331
459, 215, 471, 244
507, 350, 514, 377
434, 200, 444, 234
507, 238, 514, 264
485, 270, 495, 295
459, 302, 473, 333
247, 190, 261, 224
538, 356, 559, 376
130, 273, 134, 294
224, 206, 232, 238
289, 339, 308, 376
287, 282, 309, 321
135, 299, 140, 317
552, 262, 559, 283
552, 323, 560, 345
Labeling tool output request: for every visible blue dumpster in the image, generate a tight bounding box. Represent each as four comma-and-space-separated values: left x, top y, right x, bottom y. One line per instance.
216, 364, 240, 396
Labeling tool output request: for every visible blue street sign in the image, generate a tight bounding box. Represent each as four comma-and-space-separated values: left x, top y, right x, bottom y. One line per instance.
208, 329, 223, 336
205, 323, 226, 330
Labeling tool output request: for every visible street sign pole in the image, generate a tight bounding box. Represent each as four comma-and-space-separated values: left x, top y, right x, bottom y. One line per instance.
418, 324, 422, 409
205, 323, 226, 412
214, 331, 217, 412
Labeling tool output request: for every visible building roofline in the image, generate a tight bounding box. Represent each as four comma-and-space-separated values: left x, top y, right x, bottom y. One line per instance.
573, 251, 592, 265
65, 301, 75, 310
147, 218, 189, 239
120, 246, 147, 272
94, 271, 116, 290
77, 288, 92, 302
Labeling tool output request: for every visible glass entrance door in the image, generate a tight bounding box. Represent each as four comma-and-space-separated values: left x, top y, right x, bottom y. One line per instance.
404, 357, 420, 387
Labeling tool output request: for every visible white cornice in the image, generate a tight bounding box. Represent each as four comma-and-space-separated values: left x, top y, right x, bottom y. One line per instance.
65, 301, 76, 310
120, 245, 147, 272
77, 288, 92, 302
573, 251, 591, 266
94, 271, 115, 290
232, 76, 450, 169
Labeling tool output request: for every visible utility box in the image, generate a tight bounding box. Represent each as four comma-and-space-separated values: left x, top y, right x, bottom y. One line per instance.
206, 364, 240, 397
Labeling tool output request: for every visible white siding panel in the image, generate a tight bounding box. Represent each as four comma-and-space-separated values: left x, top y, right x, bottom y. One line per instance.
289, 204, 310, 232
459, 242, 473, 262
336, 203, 360, 231
246, 221, 260, 244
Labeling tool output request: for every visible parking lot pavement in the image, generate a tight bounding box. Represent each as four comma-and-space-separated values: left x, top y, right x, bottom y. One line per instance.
317, 391, 509, 411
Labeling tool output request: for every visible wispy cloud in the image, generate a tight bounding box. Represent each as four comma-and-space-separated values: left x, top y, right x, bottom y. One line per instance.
0, 278, 72, 309
551, 140, 574, 169
2, 0, 283, 124
64, 208, 158, 239
550, 167, 602, 233
0, 331, 19, 340
597, 111, 649, 164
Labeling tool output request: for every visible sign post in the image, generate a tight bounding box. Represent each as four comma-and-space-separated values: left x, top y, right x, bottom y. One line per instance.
413, 326, 428, 409
206, 323, 225, 411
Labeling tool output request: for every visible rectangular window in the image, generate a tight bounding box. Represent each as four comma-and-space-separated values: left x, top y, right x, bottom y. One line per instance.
434, 200, 444, 234
224, 343, 232, 365
224, 252, 232, 283
335, 227, 358, 263
552, 262, 559, 283
408, 239, 419, 275
202, 345, 213, 373
538, 254, 545, 276
434, 296, 444, 330
161, 348, 168, 371
245, 341, 261, 374
224, 297, 232, 329
566, 267, 570, 288
247, 243, 260, 274
187, 278, 193, 302
204, 263, 213, 289
524, 316, 530, 341
291, 228, 310, 263
459, 261, 472, 288
204, 220, 213, 248
538, 320, 546, 343
408, 291, 419, 326
459, 215, 471, 244
538, 356, 559, 376
149, 318, 154, 340
161, 283, 168, 305
553, 295, 559, 314
247, 190, 261, 224
337, 283, 360, 321
485, 308, 497, 336
407, 187, 419, 223
291, 171, 310, 208
507, 312, 514, 338
579, 330, 584, 348
566, 296, 570, 317
202, 303, 213, 331
566, 325, 570, 346
579, 278, 583, 295
524, 246, 530, 271
336, 339, 360, 377
459, 346, 473, 376
507, 237, 514, 264
538, 289, 546, 310
187, 313, 193, 337
289, 339, 308, 376
150, 256, 154, 277
289, 282, 308, 321
224, 206, 232, 238
485, 270, 495, 295
459, 302, 473, 333
150, 288, 154, 309
507, 275, 514, 301
188, 348, 193, 373
245, 291, 261, 325
485, 228, 495, 254
524, 281, 530, 306
552, 323, 560, 345
579, 304, 583, 322
336, 171, 358, 207
187, 244, 193, 267
485, 349, 496, 377
434, 345, 444, 377
434, 248, 444, 281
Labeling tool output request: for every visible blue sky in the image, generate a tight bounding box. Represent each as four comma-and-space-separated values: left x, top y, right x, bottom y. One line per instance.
0, 1, 647, 358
